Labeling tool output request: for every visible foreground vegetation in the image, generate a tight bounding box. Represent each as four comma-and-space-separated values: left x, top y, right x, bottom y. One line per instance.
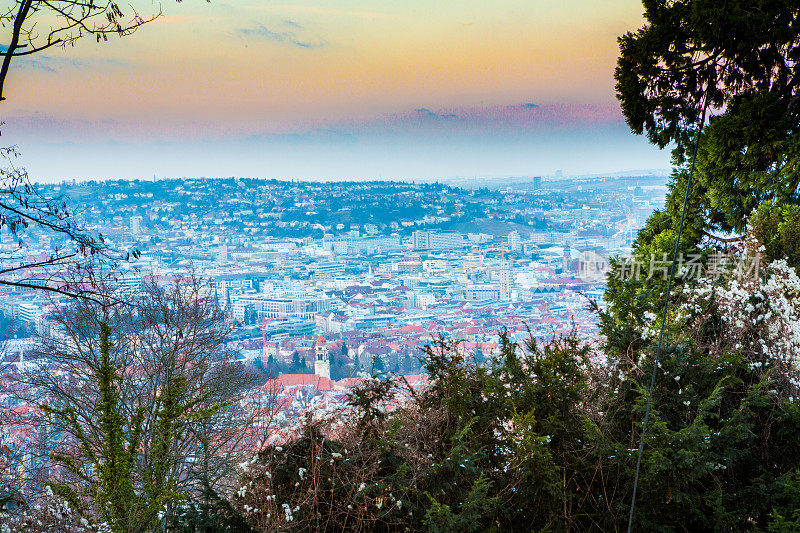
4, 0, 800, 531
213, 298, 800, 532
5, 259, 800, 532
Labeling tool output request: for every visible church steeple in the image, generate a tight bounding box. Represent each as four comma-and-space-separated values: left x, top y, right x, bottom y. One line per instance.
314, 335, 330, 379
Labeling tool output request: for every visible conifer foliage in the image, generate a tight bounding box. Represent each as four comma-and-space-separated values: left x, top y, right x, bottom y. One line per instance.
227, 333, 602, 532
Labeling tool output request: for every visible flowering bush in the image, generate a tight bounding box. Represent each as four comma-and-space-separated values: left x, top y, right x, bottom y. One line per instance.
226, 333, 595, 532
0, 484, 107, 533
678, 256, 800, 391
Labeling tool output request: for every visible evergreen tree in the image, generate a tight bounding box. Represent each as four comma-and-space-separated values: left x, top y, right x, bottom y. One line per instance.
474, 345, 485, 365
370, 355, 386, 375
401, 352, 414, 374
227, 331, 607, 531
290, 351, 307, 373
604, 1, 800, 530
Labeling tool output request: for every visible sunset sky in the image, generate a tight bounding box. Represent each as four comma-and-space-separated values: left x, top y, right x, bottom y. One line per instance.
2, 0, 670, 181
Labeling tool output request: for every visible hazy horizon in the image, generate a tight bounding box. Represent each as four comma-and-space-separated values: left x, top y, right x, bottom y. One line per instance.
27, 165, 672, 186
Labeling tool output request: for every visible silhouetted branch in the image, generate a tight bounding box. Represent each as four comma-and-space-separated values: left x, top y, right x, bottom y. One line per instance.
0, 0, 163, 101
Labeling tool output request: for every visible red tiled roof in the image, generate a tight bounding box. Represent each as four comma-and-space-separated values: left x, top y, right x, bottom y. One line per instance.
263, 374, 333, 392
334, 377, 364, 389
395, 325, 425, 335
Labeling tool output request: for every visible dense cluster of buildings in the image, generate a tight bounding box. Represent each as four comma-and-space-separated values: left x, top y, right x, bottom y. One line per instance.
1, 176, 666, 368
0, 176, 666, 483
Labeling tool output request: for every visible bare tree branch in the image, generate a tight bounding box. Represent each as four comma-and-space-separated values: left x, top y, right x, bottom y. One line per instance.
0, 0, 164, 101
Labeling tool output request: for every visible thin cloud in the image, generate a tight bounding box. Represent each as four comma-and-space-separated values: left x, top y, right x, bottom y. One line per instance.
414, 108, 459, 119
347, 102, 624, 138
13, 53, 128, 73
235, 23, 326, 48
506, 103, 539, 111
19, 59, 57, 73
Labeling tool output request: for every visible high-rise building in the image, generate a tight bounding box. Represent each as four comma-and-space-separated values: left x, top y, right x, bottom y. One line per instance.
412, 230, 465, 250
498, 260, 513, 300
130, 215, 142, 236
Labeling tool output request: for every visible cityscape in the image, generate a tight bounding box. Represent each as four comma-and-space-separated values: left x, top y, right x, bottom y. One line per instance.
0, 173, 666, 476
2, 174, 664, 363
